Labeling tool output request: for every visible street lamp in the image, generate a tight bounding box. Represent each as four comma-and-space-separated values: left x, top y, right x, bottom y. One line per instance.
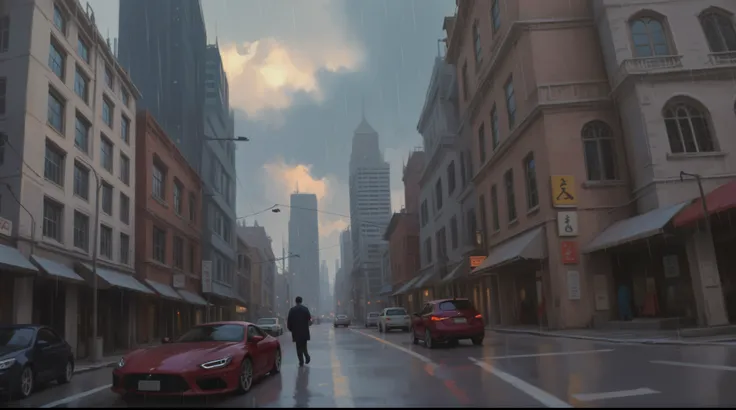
679, 171, 713, 239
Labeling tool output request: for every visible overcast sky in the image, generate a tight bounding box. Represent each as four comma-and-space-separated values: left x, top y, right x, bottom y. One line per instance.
87, 0, 455, 284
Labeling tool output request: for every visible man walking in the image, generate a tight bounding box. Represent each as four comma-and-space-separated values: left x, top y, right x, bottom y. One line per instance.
287, 296, 312, 367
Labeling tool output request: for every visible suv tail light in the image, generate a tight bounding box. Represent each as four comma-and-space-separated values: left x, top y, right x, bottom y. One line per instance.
430, 315, 448, 322
475, 314, 482, 319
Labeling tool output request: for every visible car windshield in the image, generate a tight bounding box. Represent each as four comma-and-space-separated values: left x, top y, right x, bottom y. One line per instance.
439, 300, 475, 311
0, 327, 34, 347
386, 308, 407, 316
176, 324, 245, 343
337, 315, 347, 319
368, 313, 379, 317
257, 319, 276, 325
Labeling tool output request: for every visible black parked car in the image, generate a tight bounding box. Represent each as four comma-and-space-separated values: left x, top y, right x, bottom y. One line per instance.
0, 325, 74, 399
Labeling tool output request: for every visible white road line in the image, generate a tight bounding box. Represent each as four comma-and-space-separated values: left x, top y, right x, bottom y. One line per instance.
40, 384, 112, 408
651, 360, 736, 371
483, 349, 614, 360
573, 388, 659, 402
329, 328, 356, 408
351, 329, 434, 365
468, 357, 572, 408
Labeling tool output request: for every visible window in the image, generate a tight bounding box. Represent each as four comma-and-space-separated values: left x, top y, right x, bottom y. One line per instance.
47, 88, 64, 132
100, 136, 113, 172
101, 181, 113, 215
104, 65, 113, 89
153, 227, 166, 263
491, 0, 501, 33
473, 21, 482, 64
72, 69, 89, 104
523, 153, 539, 209
100, 225, 112, 259
53, 5, 66, 34
504, 169, 517, 222
120, 233, 129, 264
102, 98, 113, 127
663, 101, 716, 154
490, 184, 501, 232
478, 123, 487, 164
447, 161, 456, 194
189, 244, 195, 273
43, 197, 63, 241
74, 114, 90, 153
121, 116, 130, 144
1, 16, 10, 53
420, 200, 429, 227
77, 37, 89, 63
436, 228, 447, 260
424, 238, 433, 264
701, 10, 736, 53
119, 154, 130, 185
450, 216, 458, 250
466, 208, 477, 246
73, 211, 88, 251
73, 161, 89, 200
582, 121, 617, 181
152, 161, 166, 200
119, 193, 129, 224
490, 105, 500, 149
44, 141, 65, 185
173, 236, 184, 269
630, 17, 670, 57
459, 153, 466, 187
504, 77, 516, 128
121, 89, 130, 107
434, 179, 443, 210
48, 40, 65, 79
174, 181, 183, 215
188, 193, 196, 221
0, 77, 5, 116
461, 61, 469, 101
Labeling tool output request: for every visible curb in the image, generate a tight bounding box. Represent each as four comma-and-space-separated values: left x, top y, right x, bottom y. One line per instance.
489, 328, 732, 347
74, 361, 118, 375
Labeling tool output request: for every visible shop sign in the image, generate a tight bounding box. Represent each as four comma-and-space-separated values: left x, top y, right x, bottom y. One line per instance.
557, 211, 578, 237
550, 175, 577, 208
567, 270, 581, 300
560, 241, 579, 264
0, 217, 12, 237
202, 260, 213, 293
172, 273, 186, 288
469, 256, 486, 269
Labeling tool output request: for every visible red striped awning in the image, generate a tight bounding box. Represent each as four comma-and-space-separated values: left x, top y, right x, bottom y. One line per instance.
673, 180, 736, 227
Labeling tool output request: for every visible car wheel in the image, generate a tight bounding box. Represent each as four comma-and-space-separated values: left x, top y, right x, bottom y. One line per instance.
271, 349, 282, 375
236, 358, 254, 394
472, 336, 484, 346
411, 328, 418, 345
17, 365, 34, 399
425, 329, 435, 349
57, 359, 74, 384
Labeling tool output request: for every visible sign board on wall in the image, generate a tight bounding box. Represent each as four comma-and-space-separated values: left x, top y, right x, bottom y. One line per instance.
469, 256, 486, 269
202, 260, 213, 293
557, 211, 578, 237
550, 175, 577, 207
560, 241, 579, 264
567, 270, 581, 300
173, 273, 186, 289
0, 217, 12, 237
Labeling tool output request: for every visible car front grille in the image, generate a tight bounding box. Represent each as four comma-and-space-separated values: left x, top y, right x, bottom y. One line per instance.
122, 373, 190, 393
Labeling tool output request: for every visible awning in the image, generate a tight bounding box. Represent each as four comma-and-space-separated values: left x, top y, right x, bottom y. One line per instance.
31, 255, 84, 283
413, 268, 440, 290
145, 279, 183, 300
0, 244, 38, 275
379, 284, 393, 296
177, 289, 209, 306
584, 202, 689, 253
474, 226, 547, 273
77, 263, 154, 294
673, 180, 736, 228
441, 261, 467, 284
392, 275, 422, 296
206, 281, 234, 300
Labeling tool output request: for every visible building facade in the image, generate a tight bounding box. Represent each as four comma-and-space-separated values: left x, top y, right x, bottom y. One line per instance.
288, 193, 320, 311
134, 111, 207, 343
0, 0, 144, 358
235, 235, 253, 321
238, 222, 276, 318
335, 229, 353, 317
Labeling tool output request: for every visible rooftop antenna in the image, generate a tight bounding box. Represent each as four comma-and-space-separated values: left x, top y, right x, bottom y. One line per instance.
295, 181, 300, 194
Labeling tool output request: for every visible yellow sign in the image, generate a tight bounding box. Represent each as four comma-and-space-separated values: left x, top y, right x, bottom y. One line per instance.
470, 256, 486, 269
551, 175, 577, 207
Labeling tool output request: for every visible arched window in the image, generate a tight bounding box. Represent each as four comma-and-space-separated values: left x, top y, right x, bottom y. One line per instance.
582, 121, 617, 181
663, 101, 716, 154
629, 16, 670, 57
700, 10, 736, 52
473, 21, 482, 63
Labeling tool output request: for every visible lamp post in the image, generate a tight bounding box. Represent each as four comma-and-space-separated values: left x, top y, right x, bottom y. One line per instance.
679, 171, 713, 239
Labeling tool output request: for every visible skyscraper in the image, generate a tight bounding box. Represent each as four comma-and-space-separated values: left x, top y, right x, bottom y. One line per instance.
349, 114, 392, 319
288, 193, 320, 311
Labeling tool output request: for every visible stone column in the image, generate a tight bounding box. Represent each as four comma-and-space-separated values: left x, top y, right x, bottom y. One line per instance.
686, 229, 728, 327
12, 276, 34, 324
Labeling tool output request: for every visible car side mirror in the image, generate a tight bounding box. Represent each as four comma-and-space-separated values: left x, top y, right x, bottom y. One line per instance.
161, 337, 172, 344
249, 335, 264, 343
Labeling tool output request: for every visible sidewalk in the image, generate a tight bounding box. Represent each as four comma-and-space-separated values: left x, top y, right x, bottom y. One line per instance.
74, 342, 160, 374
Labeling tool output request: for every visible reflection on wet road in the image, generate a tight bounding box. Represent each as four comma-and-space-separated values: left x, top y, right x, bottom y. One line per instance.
8, 325, 736, 407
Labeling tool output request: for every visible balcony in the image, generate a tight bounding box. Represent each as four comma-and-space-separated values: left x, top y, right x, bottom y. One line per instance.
612, 55, 684, 89
708, 51, 736, 66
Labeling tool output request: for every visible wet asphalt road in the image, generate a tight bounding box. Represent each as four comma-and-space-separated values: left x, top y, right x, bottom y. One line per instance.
6, 324, 736, 407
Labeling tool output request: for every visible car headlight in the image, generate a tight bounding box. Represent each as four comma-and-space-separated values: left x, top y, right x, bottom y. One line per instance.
200, 356, 232, 370
117, 358, 125, 368
0, 358, 16, 370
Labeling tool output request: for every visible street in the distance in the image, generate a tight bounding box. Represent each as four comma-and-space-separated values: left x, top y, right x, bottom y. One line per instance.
7, 324, 736, 408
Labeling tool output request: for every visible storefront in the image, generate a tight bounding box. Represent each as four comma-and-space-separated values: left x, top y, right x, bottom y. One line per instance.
204, 282, 236, 322
391, 275, 421, 313
0, 243, 39, 324
177, 288, 208, 326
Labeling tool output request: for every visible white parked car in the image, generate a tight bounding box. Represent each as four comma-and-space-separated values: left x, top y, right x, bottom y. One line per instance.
365, 312, 380, 328
256, 317, 283, 336
378, 307, 411, 332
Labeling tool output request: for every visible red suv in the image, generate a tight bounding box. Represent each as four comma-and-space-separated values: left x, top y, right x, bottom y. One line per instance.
410, 298, 484, 349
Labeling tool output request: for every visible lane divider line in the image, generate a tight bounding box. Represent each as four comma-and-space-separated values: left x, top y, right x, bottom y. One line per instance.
329, 328, 356, 408
350, 329, 434, 365
573, 387, 659, 402
482, 349, 614, 360
40, 384, 113, 408
650, 360, 736, 371
468, 357, 572, 408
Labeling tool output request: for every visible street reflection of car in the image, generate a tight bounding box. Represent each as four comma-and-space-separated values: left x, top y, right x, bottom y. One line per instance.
365, 312, 380, 328
111, 321, 281, 397
378, 307, 411, 333
333, 315, 351, 328
256, 318, 283, 336
0, 325, 74, 399
410, 299, 484, 349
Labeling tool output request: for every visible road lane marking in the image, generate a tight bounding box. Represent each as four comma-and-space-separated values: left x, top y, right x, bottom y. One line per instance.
329, 328, 355, 408
40, 384, 112, 408
468, 357, 572, 408
573, 388, 659, 402
483, 349, 614, 360
650, 360, 736, 371
351, 329, 435, 365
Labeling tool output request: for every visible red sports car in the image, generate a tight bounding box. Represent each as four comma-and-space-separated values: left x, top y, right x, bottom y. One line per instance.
111, 321, 281, 397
